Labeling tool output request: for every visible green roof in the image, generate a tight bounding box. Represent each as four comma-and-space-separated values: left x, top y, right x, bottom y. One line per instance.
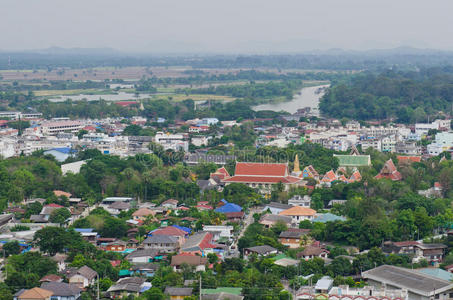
202, 288, 243, 295
333, 155, 370, 167
271, 253, 290, 261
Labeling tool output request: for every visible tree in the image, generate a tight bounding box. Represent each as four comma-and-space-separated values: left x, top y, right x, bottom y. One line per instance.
3, 241, 21, 257
49, 208, 71, 225
142, 287, 165, 300
34, 227, 70, 256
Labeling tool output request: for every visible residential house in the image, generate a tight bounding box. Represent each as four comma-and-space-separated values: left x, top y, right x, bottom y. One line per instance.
262, 202, 291, 215
107, 277, 149, 299
165, 287, 193, 300
125, 249, 159, 264
244, 245, 278, 259
202, 225, 234, 241
279, 206, 316, 224
297, 246, 329, 260
39, 275, 63, 283
14, 287, 53, 300
224, 211, 245, 222
104, 240, 127, 252
161, 199, 178, 210
40, 282, 81, 300
130, 263, 159, 277
142, 235, 179, 253
150, 226, 188, 246
51, 254, 68, 272
67, 265, 98, 289
180, 232, 217, 256
279, 229, 311, 248
382, 241, 419, 255
288, 195, 311, 207
107, 201, 131, 216
414, 243, 447, 265
74, 228, 98, 244
259, 214, 292, 228
171, 254, 208, 272
314, 276, 334, 294
132, 208, 156, 221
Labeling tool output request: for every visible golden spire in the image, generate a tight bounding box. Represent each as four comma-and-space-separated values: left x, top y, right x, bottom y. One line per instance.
294, 154, 300, 173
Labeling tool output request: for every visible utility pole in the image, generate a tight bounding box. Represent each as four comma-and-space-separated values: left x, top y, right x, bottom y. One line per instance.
199, 274, 202, 300
97, 274, 100, 300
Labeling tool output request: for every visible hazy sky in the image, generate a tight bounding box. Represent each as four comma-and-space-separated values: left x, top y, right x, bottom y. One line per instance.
2, 0, 453, 53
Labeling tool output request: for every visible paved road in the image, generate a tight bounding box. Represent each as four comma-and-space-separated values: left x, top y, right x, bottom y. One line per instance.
227, 206, 262, 257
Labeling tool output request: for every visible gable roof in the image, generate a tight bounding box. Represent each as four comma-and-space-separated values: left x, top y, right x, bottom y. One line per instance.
245, 245, 277, 255
215, 202, 242, 213
143, 235, 179, 245
132, 208, 155, 217
40, 282, 81, 297
165, 287, 193, 296
279, 206, 316, 216
375, 159, 402, 181
234, 162, 288, 177
151, 226, 187, 237
297, 246, 328, 257
171, 254, 207, 266
75, 266, 97, 281
18, 287, 53, 299
181, 232, 215, 252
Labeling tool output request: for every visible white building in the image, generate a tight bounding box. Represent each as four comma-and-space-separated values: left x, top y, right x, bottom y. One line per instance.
154, 132, 188, 152
288, 195, 311, 207
41, 120, 83, 135
427, 132, 453, 156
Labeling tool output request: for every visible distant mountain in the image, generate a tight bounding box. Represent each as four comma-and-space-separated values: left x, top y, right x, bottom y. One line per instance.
22, 47, 122, 56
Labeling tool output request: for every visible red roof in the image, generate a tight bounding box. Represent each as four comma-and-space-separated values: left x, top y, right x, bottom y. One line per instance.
83, 125, 97, 131
375, 159, 402, 181
110, 260, 121, 267
397, 156, 421, 163
195, 204, 213, 210
223, 175, 301, 184
45, 203, 64, 208
393, 241, 419, 247
153, 226, 186, 237
116, 101, 138, 107
322, 170, 336, 182
224, 211, 245, 218
235, 162, 288, 177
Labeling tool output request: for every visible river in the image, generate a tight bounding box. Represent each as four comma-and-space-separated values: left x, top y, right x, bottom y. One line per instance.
252, 84, 329, 115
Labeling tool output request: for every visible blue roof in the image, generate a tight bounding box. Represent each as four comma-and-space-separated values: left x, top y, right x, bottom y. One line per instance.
172, 225, 192, 234
50, 147, 77, 154
74, 228, 94, 233
220, 199, 228, 204
215, 202, 242, 213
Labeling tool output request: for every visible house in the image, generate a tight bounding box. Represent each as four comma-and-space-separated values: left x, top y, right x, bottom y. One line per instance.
171, 253, 207, 272
132, 208, 156, 221
40, 282, 81, 300
104, 240, 127, 252
262, 202, 291, 215
161, 199, 178, 210
215, 201, 242, 214
74, 228, 98, 244
150, 226, 188, 245
297, 246, 329, 260
180, 232, 217, 255
327, 199, 347, 208
414, 243, 447, 265
53, 190, 72, 198
279, 229, 311, 248
375, 159, 402, 181
222, 162, 303, 193
244, 245, 278, 258
259, 214, 292, 228
125, 249, 159, 264
278, 206, 316, 224
142, 235, 179, 253
224, 211, 245, 222
165, 287, 193, 300
362, 265, 453, 300
314, 276, 333, 294
39, 274, 63, 283
382, 241, 419, 255
130, 263, 159, 277
14, 287, 53, 300
107, 201, 131, 216
67, 265, 98, 289
202, 225, 234, 240
51, 254, 67, 272
107, 277, 149, 299
40, 204, 64, 221
288, 195, 311, 207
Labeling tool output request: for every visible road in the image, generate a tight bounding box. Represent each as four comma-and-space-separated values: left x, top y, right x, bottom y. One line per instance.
226, 206, 262, 257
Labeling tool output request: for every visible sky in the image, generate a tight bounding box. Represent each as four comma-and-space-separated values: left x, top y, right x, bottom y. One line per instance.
2, 0, 453, 54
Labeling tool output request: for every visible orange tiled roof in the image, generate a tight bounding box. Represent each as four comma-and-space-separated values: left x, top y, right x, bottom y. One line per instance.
279, 206, 316, 216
